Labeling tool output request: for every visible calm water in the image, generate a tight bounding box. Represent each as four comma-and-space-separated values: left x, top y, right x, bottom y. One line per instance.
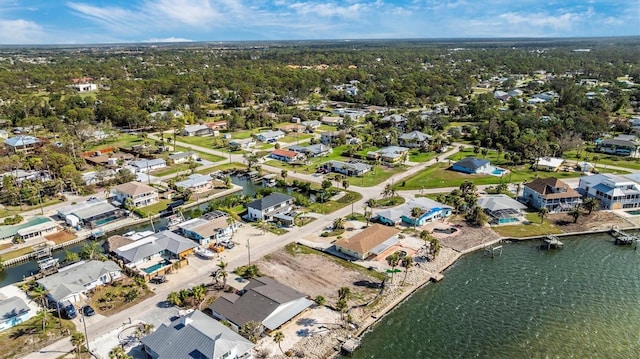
347, 234, 640, 359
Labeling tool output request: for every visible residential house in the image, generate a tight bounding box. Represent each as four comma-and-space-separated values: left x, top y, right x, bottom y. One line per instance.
269, 149, 306, 163
209, 277, 313, 333
399, 131, 431, 149
113, 181, 159, 207
578, 174, 640, 210
477, 194, 527, 225
178, 211, 236, 245
229, 138, 256, 151
322, 160, 371, 176
380, 114, 407, 129
68, 83, 97, 92
320, 131, 345, 145
535, 157, 565, 172
288, 144, 332, 158
301, 120, 321, 130
246, 193, 294, 221
522, 177, 582, 212
596, 135, 640, 157
1, 170, 50, 184
280, 124, 306, 133
334, 224, 401, 260
175, 174, 213, 193
182, 124, 212, 137
451, 157, 491, 174
206, 120, 227, 131
256, 130, 285, 143
4, 135, 40, 154
37, 260, 122, 304
367, 146, 409, 164
131, 158, 167, 173
82, 170, 115, 186
321, 116, 343, 126
113, 230, 196, 272
0, 297, 33, 332
168, 151, 198, 164
57, 198, 126, 229
0, 130, 9, 139
376, 198, 452, 227
0, 216, 60, 242
508, 89, 524, 97
140, 310, 254, 359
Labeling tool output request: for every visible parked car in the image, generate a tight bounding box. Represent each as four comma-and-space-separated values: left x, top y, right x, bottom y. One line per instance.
60, 301, 77, 319
150, 275, 168, 284
82, 305, 95, 317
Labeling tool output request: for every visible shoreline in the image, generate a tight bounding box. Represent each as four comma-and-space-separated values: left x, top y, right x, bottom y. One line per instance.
317, 225, 637, 358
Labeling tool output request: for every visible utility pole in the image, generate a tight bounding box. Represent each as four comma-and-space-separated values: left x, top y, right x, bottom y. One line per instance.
246, 238, 251, 265
81, 310, 90, 354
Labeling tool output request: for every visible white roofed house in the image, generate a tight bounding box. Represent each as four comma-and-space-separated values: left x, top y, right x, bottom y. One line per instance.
168, 151, 198, 164
399, 131, 431, 149
229, 138, 256, 151
182, 124, 212, 137
178, 211, 235, 245
0, 294, 34, 332
322, 160, 372, 176
578, 174, 640, 210
175, 174, 213, 193
256, 130, 285, 143
36, 260, 122, 304
113, 181, 159, 208
534, 157, 564, 172
57, 198, 126, 229
131, 158, 167, 173
367, 146, 409, 164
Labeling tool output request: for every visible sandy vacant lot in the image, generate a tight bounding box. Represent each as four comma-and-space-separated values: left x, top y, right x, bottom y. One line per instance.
549, 210, 634, 233
255, 245, 381, 305
435, 217, 501, 252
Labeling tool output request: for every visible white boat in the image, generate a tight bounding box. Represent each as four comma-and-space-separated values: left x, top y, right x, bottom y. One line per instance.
194, 247, 216, 259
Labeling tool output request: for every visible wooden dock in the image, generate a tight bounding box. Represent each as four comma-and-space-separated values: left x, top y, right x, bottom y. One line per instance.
610, 227, 638, 246
540, 235, 564, 250
340, 337, 361, 356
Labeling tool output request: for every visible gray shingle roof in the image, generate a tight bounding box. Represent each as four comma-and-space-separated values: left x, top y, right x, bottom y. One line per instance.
37, 260, 121, 302
246, 193, 293, 211
0, 296, 30, 321
114, 230, 197, 264
453, 157, 490, 171
141, 310, 254, 359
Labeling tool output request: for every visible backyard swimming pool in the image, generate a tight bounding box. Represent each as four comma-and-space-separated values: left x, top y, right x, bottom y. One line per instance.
143, 259, 171, 274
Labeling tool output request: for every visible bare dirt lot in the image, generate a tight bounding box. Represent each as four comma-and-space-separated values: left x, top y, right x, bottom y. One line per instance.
255, 244, 381, 305
549, 210, 634, 233
435, 217, 501, 252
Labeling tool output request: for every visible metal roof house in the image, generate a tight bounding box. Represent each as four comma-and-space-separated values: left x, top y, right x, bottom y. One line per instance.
209, 277, 313, 333
0, 216, 60, 242
175, 174, 213, 193
376, 197, 452, 227
288, 144, 332, 157
322, 160, 371, 176
131, 158, 167, 173
399, 131, 431, 148
141, 310, 254, 359
256, 130, 285, 143
0, 296, 32, 332
57, 198, 125, 229
178, 212, 235, 245
596, 135, 640, 157
182, 124, 212, 137
334, 224, 401, 260
4, 135, 40, 154
578, 174, 640, 210
477, 194, 527, 225
36, 260, 122, 304
451, 157, 491, 174
246, 193, 294, 221
168, 151, 198, 164
367, 146, 409, 163
113, 230, 196, 272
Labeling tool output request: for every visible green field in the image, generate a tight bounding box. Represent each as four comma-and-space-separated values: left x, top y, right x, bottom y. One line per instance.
264, 145, 352, 174
280, 133, 313, 143
306, 191, 363, 214
138, 199, 171, 217
85, 134, 142, 151
176, 135, 217, 148
173, 145, 225, 162
408, 150, 437, 163
345, 166, 406, 187
492, 213, 562, 238
151, 163, 200, 177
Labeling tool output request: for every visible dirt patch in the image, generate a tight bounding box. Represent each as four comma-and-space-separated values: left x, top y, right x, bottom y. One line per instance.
437, 217, 501, 252
45, 230, 77, 244
550, 211, 633, 233
255, 247, 380, 305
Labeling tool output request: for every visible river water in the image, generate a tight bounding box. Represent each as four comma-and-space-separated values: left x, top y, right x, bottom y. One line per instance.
345, 233, 640, 359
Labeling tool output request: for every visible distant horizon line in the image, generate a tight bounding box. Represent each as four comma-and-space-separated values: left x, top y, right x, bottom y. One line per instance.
0, 35, 638, 49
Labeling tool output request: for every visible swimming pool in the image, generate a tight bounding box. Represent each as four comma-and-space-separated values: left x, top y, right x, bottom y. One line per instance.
627, 209, 640, 216
143, 260, 171, 274
491, 168, 507, 176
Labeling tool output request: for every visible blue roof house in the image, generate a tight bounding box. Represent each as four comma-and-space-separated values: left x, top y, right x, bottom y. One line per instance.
451, 157, 491, 174
4, 135, 40, 154
376, 198, 452, 227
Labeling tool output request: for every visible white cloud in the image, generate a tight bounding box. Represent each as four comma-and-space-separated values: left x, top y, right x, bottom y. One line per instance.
148, 0, 222, 27
143, 37, 193, 42
0, 19, 44, 44
288, 1, 378, 18
498, 12, 582, 30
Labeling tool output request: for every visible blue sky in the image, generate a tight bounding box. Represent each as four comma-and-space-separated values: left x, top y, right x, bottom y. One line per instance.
0, 0, 637, 44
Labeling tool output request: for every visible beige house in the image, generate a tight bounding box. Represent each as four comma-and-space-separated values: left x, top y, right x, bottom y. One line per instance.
113, 181, 159, 207
334, 224, 401, 260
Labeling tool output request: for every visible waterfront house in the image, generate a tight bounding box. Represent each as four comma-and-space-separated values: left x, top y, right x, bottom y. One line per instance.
578, 174, 640, 210
4, 135, 40, 154
229, 138, 256, 151
182, 124, 212, 137
175, 174, 213, 193
140, 310, 254, 359
289, 144, 332, 158
37, 260, 122, 304
209, 276, 313, 333
399, 131, 431, 149
334, 224, 401, 260
256, 130, 285, 143
178, 211, 236, 245
168, 151, 198, 164
131, 158, 167, 173
451, 157, 491, 174
269, 149, 306, 163
376, 197, 452, 227
0, 216, 60, 242
322, 160, 371, 176
113, 230, 196, 273
595, 135, 640, 157
534, 157, 564, 172
477, 194, 527, 225
57, 198, 126, 229
246, 193, 294, 221
0, 297, 33, 331
522, 177, 582, 212
113, 181, 159, 207
367, 146, 409, 164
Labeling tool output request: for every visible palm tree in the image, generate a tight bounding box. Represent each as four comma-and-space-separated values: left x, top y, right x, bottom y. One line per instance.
273, 331, 285, 355
568, 206, 582, 223
223, 176, 232, 189
333, 217, 345, 230
109, 345, 133, 359
226, 217, 236, 238
217, 261, 228, 288
385, 253, 400, 283
583, 197, 600, 214
70, 331, 85, 357
167, 291, 182, 307
338, 286, 351, 301
410, 207, 423, 229
537, 207, 549, 223
381, 183, 397, 198
401, 256, 414, 285
191, 285, 206, 309
31, 286, 49, 334
281, 169, 288, 181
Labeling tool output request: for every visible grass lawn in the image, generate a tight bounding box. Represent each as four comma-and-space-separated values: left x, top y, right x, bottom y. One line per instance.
172, 145, 225, 162
230, 129, 257, 140
356, 146, 380, 157
346, 166, 406, 187
402, 162, 591, 190
408, 150, 437, 163
196, 162, 245, 174
307, 191, 362, 214
85, 134, 142, 151
265, 145, 352, 175
151, 163, 201, 177
0, 312, 76, 359
175, 135, 220, 149
0, 199, 63, 220
137, 199, 171, 217
318, 125, 339, 132
280, 133, 313, 143
2, 246, 35, 260
492, 212, 562, 238
564, 148, 640, 171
